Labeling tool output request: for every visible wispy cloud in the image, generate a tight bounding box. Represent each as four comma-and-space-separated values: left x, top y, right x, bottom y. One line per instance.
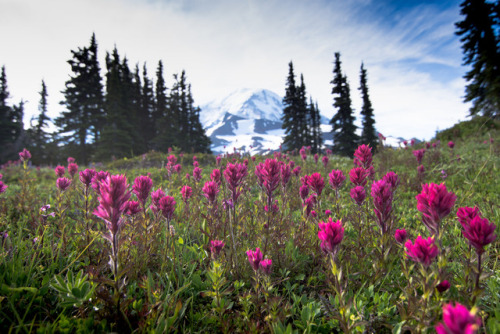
0, 0, 468, 140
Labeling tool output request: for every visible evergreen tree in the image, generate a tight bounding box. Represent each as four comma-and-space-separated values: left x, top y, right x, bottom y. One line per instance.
56, 34, 104, 164
97, 49, 138, 160
153, 60, 170, 151
455, 0, 500, 118
140, 63, 155, 151
131, 64, 147, 153
358, 63, 377, 148
281, 62, 299, 151
0, 66, 25, 162
165, 71, 210, 153
330, 52, 358, 157
86, 34, 105, 144
0, 66, 14, 162
297, 74, 310, 147
187, 84, 211, 153
28, 80, 51, 164
308, 97, 322, 153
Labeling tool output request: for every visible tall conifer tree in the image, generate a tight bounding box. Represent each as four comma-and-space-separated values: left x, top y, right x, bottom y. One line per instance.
358, 63, 377, 148
56, 34, 104, 164
97, 49, 139, 160
330, 52, 358, 156
297, 74, 309, 147
28, 80, 51, 164
308, 97, 322, 153
455, 0, 500, 117
0, 66, 19, 162
281, 62, 299, 151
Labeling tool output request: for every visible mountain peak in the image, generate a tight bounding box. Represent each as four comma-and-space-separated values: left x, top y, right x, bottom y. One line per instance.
200, 88, 283, 128
200, 88, 285, 155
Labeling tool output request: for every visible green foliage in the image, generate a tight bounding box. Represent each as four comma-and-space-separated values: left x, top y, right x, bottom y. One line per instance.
50, 270, 96, 309
0, 128, 498, 332
330, 52, 359, 156
435, 116, 499, 142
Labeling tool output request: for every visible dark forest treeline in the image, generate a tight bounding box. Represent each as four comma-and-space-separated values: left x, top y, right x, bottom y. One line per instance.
0, 34, 210, 165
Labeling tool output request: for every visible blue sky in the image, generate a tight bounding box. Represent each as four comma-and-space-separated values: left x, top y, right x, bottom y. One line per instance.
0, 0, 469, 140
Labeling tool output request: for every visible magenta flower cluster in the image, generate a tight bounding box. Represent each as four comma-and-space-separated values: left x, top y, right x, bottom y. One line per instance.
404, 236, 439, 268
435, 302, 481, 334
223, 162, 248, 203
318, 218, 344, 257
416, 183, 456, 236
246, 247, 272, 275
93, 175, 131, 240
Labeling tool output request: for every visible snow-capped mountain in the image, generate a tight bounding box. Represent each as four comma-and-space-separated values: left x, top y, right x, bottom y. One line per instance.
199, 88, 413, 155
200, 88, 286, 155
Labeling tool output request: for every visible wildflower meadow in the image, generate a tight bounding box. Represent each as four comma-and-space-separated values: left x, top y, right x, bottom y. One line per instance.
0, 127, 499, 333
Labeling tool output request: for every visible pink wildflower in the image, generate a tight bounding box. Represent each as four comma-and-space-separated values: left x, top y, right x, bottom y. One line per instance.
303, 195, 316, 217
260, 259, 272, 275
56, 177, 71, 191
436, 280, 450, 293
210, 240, 225, 259
299, 147, 307, 161
202, 181, 219, 204
413, 149, 425, 164
329, 169, 346, 190
91, 171, 109, 193
223, 162, 247, 203
349, 167, 368, 187
68, 163, 78, 178
404, 236, 439, 268
150, 188, 166, 213
55, 165, 65, 178
79, 169, 96, 188
210, 168, 222, 186
19, 148, 31, 161
181, 185, 192, 203
280, 162, 291, 188
372, 179, 394, 234
448, 141, 455, 149
383, 171, 400, 192
462, 216, 496, 254
67, 157, 75, 163
93, 175, 131, 238
435, 303, 481, 334
394, 229, 408, 244
133, 175, 153, 207
318, 218, 344, 257
350, 186, 366, 206
0, 181, 7, 193
299, 184, 309, 201
167, 154, 177, 165
246, 247, 263, 271
125, 200, 141, 216
159, 196, 176, 223
314, 154, 319, 164
416, 183, 457, 236
174, 164, 182, 174
193, 167, 203, 182
322, 156, 329, 168
307, 173, 325, 196
353, 144, 373, 169
457, 206, 480, 228
260, 159, 281, 198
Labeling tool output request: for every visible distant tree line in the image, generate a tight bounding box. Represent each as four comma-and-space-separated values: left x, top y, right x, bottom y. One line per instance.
0, 33, 210, 165
281, 54, 377, 157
